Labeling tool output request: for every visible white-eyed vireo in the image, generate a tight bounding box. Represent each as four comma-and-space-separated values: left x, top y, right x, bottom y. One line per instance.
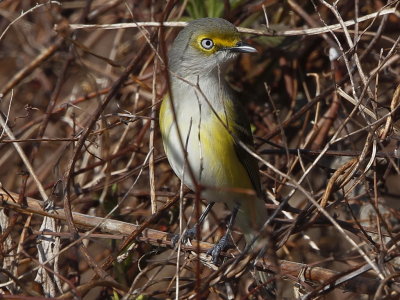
159, 18, 268, 262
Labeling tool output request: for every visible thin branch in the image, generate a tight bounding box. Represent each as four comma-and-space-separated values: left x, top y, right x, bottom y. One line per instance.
65, 7, 398, 36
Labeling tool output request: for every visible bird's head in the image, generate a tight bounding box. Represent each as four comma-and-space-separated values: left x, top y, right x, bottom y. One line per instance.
169, 18, 256, 77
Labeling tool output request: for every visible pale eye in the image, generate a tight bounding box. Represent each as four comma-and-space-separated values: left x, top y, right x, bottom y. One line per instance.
200, 38, 214, 50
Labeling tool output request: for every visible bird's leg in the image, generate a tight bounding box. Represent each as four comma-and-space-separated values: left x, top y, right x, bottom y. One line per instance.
172, 202, 215, 247
207, 205, 239, 264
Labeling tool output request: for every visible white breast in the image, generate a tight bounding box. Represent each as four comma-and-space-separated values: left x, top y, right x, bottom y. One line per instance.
162, 75, 229, 194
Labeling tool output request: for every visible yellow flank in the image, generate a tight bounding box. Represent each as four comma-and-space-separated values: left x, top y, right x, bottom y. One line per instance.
159, 96, 172, 141
200, 111, 253, 191
160, 94, 254, 193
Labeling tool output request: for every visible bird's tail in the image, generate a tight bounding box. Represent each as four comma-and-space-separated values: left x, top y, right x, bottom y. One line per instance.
234, 196, 276, 297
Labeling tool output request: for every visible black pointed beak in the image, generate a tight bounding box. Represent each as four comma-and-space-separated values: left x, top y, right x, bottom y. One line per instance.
229, 41, 257, 53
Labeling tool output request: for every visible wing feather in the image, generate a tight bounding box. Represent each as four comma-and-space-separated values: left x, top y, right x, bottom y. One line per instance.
229, 99, 263, 197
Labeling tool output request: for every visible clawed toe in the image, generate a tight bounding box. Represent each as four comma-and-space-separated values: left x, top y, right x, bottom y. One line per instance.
207, 235, 232, 264
171, 234, 180, 248
172, 225, 198, 247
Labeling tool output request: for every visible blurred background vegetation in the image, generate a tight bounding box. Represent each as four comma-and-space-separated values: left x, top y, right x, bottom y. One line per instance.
0, 0, 399, 299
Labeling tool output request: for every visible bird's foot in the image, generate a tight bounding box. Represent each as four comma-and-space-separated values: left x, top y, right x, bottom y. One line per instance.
207, 234, 233, 264
172, 225, 198, 247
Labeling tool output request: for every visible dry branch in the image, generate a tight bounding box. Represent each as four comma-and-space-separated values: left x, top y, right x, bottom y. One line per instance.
66, 7, 398, 36
0, 190, 382, 296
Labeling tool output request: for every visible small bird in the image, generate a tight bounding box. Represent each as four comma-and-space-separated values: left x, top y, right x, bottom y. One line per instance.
159, 18, 268, 262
